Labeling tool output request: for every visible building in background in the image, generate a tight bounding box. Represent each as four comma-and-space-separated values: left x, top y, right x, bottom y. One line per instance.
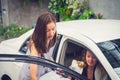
0, 0, 49, 27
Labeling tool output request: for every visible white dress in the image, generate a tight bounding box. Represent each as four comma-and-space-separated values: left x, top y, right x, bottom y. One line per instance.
18, 46, 54, 80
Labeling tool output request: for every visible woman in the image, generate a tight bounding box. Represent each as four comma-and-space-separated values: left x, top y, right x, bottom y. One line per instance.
70, 50, 107, 80
82, 50, 97, 80
19, 11, 57, 80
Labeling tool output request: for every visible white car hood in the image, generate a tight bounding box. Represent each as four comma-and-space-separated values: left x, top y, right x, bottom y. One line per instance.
0, 38, 21, 54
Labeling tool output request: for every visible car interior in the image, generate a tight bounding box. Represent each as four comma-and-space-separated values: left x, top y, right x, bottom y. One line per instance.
62, 41, 85, 67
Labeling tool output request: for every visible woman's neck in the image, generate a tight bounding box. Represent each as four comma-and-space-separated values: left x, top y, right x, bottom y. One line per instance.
87, 66, 94, 80
88, 66, 94, 70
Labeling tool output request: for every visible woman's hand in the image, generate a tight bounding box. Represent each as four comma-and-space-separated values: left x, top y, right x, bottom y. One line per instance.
55, 70, 72, 80
49, 57, 54, 61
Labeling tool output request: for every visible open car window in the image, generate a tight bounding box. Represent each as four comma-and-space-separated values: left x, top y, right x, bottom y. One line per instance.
59, 39, 111, 80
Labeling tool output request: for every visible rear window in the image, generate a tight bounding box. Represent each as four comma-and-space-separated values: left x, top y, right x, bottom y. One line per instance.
97, 39, 120, 68
97, 39, 120, 77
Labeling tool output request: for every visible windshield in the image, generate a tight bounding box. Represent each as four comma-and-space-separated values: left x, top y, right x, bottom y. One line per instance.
97, 39, 120, 77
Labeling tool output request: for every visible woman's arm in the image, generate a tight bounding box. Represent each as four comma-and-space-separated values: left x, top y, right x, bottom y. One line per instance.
30, 44, 39, 80
30, 64, 38, 80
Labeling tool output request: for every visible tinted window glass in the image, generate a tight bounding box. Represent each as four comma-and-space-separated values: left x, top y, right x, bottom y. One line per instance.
97, 39, 120, 78
97, 39, 120, 68
19, 37, 30, 54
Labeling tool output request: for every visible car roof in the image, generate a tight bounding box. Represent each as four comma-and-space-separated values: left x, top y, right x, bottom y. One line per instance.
56, 19, 120, 43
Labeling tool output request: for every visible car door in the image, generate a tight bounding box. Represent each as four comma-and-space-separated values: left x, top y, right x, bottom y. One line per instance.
0, 54, 88, 80
54, 35, 112, 80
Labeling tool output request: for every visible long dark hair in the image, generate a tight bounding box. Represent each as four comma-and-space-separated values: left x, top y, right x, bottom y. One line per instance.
31, 12, 57, 54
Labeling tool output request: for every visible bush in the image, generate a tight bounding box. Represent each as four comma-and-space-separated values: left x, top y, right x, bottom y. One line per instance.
48, 0, 103, 21
0, 24, 31, 39
0, 26, 5, 36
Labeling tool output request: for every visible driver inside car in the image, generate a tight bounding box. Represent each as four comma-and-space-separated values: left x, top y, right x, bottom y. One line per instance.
69, 50, 108, 80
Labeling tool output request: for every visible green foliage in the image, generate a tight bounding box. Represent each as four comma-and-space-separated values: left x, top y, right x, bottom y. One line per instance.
79, 9, 103, 19
80, 9, 95, 19
48, 0, 103, 21
48, 0, 63, 15
0, 24, 31, 39
0, 26, 5, 36
59, 6, 73, 21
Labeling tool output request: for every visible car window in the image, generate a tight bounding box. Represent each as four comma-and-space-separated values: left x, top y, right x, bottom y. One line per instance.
63, 41, 84, 67
58, 39, 86, 67
97, 39, 120, 78
58, 39, 111, 80
19, 37, 30, 54
98, 39, 120, 68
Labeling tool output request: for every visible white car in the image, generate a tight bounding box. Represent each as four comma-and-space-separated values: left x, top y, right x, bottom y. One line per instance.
0, 19, 120, 80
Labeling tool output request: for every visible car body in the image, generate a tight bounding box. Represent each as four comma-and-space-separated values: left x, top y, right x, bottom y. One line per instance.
0, 19, 120, 80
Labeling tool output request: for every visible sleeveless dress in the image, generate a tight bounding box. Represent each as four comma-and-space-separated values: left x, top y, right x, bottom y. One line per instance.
18, 46, 54, 80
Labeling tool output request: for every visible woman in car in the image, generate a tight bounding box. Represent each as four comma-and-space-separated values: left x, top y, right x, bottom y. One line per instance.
19, 11, 57, 80
70, 50, 108, 80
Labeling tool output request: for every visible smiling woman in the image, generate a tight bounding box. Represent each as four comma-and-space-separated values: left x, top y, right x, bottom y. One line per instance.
69, 49, 108, 80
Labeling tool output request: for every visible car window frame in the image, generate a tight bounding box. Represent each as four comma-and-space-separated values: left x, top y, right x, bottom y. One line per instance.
57, 37, 112, 80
